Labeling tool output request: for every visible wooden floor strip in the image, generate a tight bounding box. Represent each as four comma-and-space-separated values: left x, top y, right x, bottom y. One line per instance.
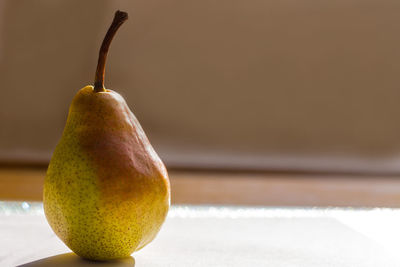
1, 168, 400, 207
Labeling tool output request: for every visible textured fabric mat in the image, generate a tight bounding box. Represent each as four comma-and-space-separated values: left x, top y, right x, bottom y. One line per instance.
1, 202, 399, 266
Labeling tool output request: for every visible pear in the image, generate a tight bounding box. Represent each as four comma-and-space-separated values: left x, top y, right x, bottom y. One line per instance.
43, 11, 170, 261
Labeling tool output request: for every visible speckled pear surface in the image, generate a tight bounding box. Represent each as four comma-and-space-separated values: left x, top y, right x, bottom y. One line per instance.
43, 86, 170, 260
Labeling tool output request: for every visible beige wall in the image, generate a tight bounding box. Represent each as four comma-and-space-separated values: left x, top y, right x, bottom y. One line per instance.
2, 0, 400, 174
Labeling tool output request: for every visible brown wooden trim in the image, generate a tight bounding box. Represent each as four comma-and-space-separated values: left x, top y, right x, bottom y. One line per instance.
1, 168, 400, 207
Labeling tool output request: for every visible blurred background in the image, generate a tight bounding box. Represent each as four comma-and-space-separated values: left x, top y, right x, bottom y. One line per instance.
2, 0, 400, 206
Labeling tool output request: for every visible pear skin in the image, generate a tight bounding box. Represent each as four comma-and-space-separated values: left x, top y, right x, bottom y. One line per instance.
43, 11, 170, 260
44, 86, 170, 260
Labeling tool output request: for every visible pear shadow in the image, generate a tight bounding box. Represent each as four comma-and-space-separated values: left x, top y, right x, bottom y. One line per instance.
18, 252, 135, 267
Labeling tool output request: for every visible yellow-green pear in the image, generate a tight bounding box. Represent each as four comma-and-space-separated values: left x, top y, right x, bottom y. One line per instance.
43, 11, 170, 261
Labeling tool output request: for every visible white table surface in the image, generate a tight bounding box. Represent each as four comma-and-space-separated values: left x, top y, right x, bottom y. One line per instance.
1, 202, 400, 267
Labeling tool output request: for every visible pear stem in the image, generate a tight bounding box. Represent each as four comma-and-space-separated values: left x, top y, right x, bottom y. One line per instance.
94, 10, 128, 92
